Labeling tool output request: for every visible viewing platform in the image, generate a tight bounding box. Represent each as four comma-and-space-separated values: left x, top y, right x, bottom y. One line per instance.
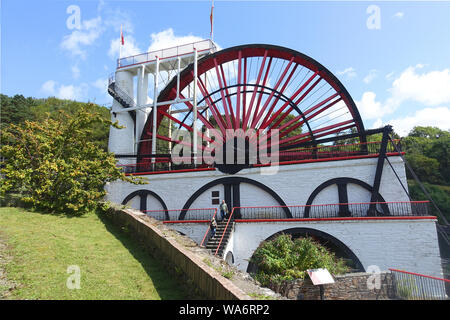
116, 39, 217, 73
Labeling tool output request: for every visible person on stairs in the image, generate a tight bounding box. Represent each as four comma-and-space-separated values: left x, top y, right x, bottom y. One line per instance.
219, 199, 228, 222
210, 216, 217, 239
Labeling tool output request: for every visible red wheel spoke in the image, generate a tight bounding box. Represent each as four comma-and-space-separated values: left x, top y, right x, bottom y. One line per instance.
251, 57, 273, 128
243, 50, 268, 130
263, 71, 320, 131
157, 109, 220, 147
235, 51, 242, 129
194, 77, 228, 138
275, 120, 355, 148
258, 60, 297, 130
220, 64, 236, 128
213, 58, 233, 129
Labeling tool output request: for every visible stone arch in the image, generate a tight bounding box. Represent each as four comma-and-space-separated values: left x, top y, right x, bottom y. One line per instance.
246, 227, 365, 274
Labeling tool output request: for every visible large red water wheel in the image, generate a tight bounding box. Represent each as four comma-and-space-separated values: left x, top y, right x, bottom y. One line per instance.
138, 44, 366, 173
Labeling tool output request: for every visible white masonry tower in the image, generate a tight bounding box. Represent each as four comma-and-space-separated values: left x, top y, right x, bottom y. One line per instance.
108, 39, 217, 167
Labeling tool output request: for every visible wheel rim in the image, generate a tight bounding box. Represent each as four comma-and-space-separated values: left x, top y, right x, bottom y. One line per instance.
138, 44, 366, 168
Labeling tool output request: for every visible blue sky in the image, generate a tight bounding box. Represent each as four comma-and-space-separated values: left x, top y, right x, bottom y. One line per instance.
1, 0, 450, 135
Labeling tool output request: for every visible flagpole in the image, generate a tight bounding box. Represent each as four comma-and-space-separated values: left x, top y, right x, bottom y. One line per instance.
119, 24, 123, 59
210, 0, 214, 42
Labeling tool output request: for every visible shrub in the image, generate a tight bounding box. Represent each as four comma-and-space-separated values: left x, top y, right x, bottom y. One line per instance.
250, 234, 349, 286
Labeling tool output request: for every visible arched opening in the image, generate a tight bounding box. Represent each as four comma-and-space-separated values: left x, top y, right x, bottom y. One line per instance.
122, 189, 169, 220
246, 227, 364, 274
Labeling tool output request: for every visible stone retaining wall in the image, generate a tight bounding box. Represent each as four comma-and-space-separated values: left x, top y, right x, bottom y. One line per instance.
269, 272, 395, 300
103, 206, 252, 300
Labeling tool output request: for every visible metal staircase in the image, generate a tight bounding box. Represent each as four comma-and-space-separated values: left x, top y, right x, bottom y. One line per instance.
107, 77, 136, 109
206, 219, 235, 257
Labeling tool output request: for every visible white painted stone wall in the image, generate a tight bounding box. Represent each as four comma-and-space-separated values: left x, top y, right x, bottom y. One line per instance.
108, 70, 135, 165
105, 156, 409, 213
167, 223, 209, 245
229, 218, 444, 278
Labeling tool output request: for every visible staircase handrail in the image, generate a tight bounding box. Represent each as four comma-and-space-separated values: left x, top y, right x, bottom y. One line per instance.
214, 207, 235, 256
200, 208, 218, 247
108, 81, 136, 109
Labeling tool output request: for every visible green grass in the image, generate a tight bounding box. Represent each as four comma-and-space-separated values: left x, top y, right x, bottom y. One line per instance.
0, 207, 187, 300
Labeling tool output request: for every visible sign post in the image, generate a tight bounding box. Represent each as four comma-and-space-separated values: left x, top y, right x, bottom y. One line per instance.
307, 268, 335, 300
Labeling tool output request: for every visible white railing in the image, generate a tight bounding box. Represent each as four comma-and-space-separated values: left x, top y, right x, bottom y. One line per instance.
117, 39, 217, 69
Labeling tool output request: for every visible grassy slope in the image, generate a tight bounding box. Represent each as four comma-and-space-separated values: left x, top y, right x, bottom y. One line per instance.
0, 207, 187, 300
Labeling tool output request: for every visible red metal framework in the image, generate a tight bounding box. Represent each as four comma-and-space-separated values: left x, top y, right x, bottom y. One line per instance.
137, 44, 366, 170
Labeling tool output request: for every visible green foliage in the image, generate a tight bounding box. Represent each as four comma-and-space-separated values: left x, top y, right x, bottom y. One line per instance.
402, 126, 450, 185
1, 94, 111, 151
250, 234, 349, 286
408, 181, 450, 222
0, 105, 144, 215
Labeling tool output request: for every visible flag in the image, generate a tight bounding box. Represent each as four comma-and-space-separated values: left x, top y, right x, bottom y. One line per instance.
120, 24, 124, 45
209, 1, 214, 40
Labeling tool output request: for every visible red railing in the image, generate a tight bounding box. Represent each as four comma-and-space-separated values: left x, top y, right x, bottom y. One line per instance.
143, 207, 216, 222
215, 207, 236, 256
116, 139, 404, 175
231, 201, 431, 221
390, 268, 449, 300
200, 209, 219, 247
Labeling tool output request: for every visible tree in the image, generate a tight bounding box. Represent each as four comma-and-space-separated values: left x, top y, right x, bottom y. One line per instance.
0, 105, 144, 214
402, 126, 450, 185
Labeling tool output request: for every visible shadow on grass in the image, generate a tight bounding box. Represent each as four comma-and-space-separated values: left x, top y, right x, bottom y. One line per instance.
95, 211, 194, 300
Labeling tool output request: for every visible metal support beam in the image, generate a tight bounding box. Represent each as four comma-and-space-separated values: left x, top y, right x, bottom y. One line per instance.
368, 125, 392, 216
193, 48, 198, 167
151, 57, 160, 165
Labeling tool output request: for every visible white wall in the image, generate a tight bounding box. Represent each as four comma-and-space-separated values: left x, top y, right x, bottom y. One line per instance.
230, 218, 444, 278
106, 156, 409, 212
108, 70, 135, 164
167, 223, 209, 245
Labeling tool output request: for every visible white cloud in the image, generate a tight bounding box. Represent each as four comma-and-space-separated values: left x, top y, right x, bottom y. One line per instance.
393, 12, 404, 19
382, 107, 450, 136
41, 80, 57, 95
92, 78, 108, 92
147, 28, 204, 52
60, 17, 104, 59
388, 64, 450, 107
41, 80, 88, 101
108, 34, 141, 60
363, 69, 378, 84
355, 91, 391, 120
71, 65, 80, 79
336, 67, 357, 79
356, 65, 450, 120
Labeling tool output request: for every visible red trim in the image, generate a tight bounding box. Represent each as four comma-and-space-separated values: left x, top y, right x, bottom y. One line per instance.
234, 216, 437, 223
163, 220, 209, 224
144, 208, 216, 213
125, 167, 215, 176
389, 268, 450, 283
253, 152, 405, 167
233, 200, 429, 210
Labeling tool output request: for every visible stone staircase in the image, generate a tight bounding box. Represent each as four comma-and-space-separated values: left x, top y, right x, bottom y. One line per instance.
205, 219, 234, 257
